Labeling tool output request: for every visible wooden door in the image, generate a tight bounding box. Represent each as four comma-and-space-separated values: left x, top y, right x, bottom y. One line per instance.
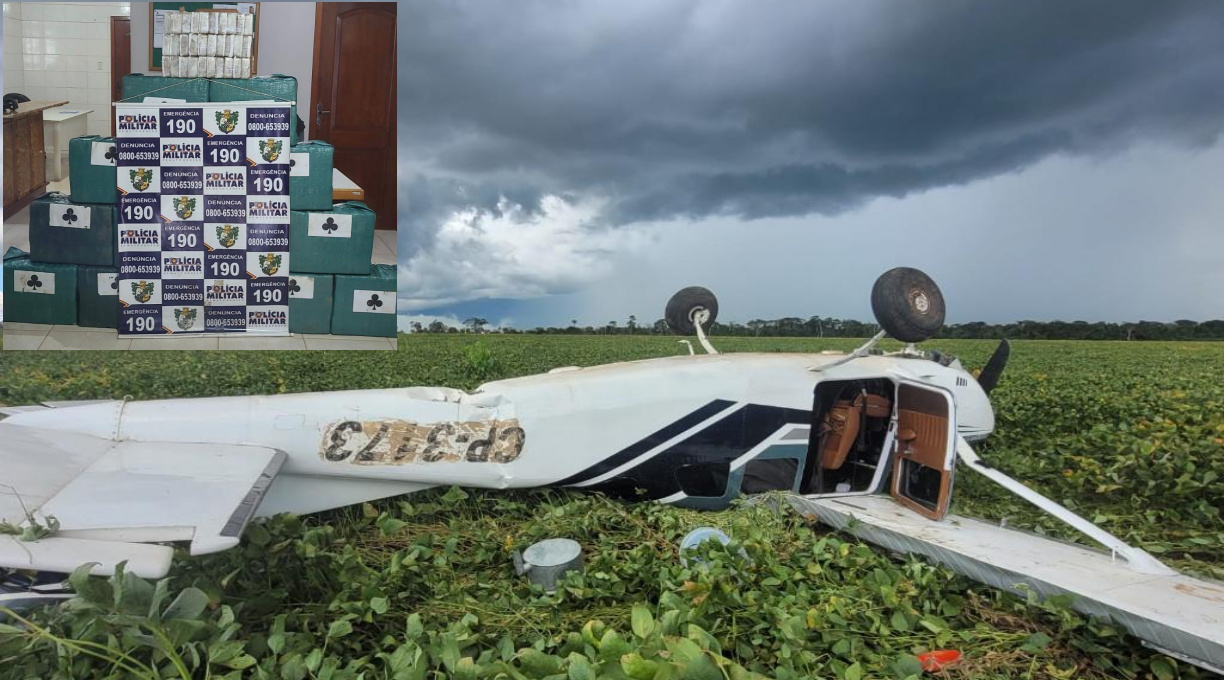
3, 121, 14, 207
110, 16, 131, 135
310, 2, 397, 230
890, 383, 956, 520
14, 117, 33, 197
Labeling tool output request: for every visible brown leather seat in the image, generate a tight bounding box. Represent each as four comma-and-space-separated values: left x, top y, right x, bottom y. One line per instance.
820, 394, 891, 470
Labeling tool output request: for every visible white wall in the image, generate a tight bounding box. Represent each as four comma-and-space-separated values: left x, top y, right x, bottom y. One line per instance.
3, 2, 122, 178
130, 2, 314, 139
3, 3, 25, 92
8, 2, 130, 137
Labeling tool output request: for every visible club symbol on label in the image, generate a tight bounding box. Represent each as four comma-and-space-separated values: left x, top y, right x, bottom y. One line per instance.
25, 275, 42, 290
288, 278, 301, 295
366, 294, 383, 310
62, 208, 78, 224
110, 278, 119, 290
289, 159, 296, 168
322, 218, 338, 233
104, 146, 117, 164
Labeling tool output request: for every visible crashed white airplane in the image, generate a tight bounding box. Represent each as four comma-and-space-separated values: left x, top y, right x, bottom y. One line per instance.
1, 268, 1221, 673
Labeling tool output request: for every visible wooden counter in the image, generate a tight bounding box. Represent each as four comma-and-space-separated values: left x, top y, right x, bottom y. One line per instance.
4, 100, 69, 218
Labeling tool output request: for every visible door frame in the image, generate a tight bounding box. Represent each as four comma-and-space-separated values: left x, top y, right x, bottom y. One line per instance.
308, 2, 326, 141
306, 2, 398, 229
109, 16, 131, 136
804, 375, 899, 499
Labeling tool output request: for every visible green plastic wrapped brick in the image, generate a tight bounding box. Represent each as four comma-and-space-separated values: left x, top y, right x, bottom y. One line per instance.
289, 140, 334, 210
4, 247, 79, 326
120, 74, 209, 103
77, 265, 120, 329
331, 264, 396, 338
30, 193, 118, 267
68, 135, 119, 204
209, 74, 299, 144
289, 202, 376, 275
288, 272, 334, 335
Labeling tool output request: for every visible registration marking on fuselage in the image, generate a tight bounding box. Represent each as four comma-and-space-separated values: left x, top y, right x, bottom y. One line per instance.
320, 419, 525, 465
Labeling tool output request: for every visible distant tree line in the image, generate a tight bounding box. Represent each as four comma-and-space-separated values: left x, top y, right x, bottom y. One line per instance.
406, 316, 1224, 340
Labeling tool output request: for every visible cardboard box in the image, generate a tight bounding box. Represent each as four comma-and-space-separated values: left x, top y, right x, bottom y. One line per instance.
289, 140, 334, 210
29, 193, 118, 268
287, 272, 334, 335
120, 74, 209, 103
289, 202, 376, 275
3, 247, 79, 326
331, 264, 396, 338
77, 265, 120, 329
68, 135, 119, 205
209, 74, 299, 144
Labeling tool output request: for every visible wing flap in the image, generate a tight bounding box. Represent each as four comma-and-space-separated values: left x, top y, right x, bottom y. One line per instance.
42, 441, 287, 555
0, 424, 115, 525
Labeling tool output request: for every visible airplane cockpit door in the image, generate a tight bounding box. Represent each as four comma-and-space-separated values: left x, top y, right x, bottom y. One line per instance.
890, 382, 956, 520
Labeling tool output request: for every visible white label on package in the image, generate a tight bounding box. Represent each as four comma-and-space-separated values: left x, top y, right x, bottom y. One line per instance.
353, 290, 394, 314
49, 203, 91, 229
289, 275, 314, 300
91, 140, 116, 166
308, 212, 351, 238
15, 270, 55, 295
290, 152, 310, 177
98, 272, 119, 296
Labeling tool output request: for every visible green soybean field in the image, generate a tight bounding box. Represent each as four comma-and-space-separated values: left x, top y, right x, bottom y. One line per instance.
0, 336, 1221, 679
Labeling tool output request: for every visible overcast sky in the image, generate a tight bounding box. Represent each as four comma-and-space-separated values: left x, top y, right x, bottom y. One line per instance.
396, 1, 1224, 330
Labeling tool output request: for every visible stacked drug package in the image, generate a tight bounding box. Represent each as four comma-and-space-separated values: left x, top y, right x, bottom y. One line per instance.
210, 74, 300, 144
332, 264, 396, 338
287, 199, 394, 338
159, 9, 255, 79
4, 247, 80, 326
5, 168, 119, 325
287, 272, 334, 335
120, 73, 209, 103
289, 140, 333, 209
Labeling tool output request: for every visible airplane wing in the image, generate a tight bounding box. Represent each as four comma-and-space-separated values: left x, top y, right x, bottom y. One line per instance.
1, 421, 285, 579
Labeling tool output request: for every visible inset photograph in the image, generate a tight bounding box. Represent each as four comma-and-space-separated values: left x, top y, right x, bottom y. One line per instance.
2, 2, 397, 349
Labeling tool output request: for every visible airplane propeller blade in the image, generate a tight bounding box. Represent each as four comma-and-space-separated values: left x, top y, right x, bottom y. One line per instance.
977, 339, 1010, 395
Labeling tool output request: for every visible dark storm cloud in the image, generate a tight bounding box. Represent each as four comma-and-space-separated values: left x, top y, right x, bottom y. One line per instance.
397, 0, 1224, 249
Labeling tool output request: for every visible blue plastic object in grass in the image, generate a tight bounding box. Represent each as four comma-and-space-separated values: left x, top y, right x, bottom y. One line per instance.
680, 527, 748, 566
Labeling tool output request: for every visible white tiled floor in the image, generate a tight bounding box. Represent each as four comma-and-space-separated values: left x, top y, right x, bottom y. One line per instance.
3, 179, 399, 351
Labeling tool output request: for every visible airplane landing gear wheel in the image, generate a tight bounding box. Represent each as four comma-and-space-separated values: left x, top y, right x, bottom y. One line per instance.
666, 287, 719, 335
871, 267, 945, 343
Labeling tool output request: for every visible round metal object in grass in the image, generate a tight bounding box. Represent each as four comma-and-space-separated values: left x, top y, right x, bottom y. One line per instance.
513, 538, 583, 593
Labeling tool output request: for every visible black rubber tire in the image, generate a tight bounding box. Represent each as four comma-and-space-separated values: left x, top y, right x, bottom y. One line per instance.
870, 267, 945, 343
665, 286, 719, 335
